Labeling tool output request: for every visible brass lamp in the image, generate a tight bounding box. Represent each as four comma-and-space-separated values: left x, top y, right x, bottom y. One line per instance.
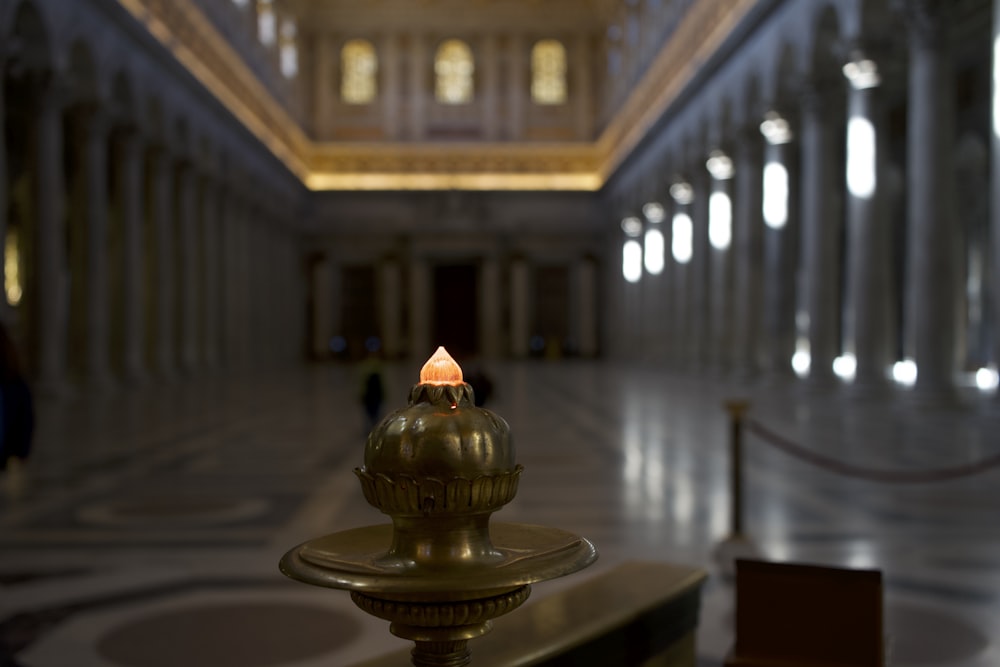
280, 347, 597, 666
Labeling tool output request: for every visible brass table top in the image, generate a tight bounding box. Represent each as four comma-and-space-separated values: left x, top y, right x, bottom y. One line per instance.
280, 522, 598, 599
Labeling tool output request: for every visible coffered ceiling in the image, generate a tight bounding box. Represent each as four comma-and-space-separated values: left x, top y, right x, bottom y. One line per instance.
286, 0, 619, 31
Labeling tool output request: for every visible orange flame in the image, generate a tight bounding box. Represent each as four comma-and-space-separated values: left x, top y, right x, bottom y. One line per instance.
420, 346, 464, 385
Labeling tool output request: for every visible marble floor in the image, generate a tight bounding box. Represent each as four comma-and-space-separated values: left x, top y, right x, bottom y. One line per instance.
1, 359, 999, 666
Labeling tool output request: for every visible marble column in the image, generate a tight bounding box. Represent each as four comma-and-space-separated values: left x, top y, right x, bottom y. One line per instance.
201, 174, 219, 369
119, 129, 146, 383
903, 2, 961, 399
509, 257, 530, 357
479, 256, 502, 358
35, 84, 69, 393
236, 200, 251, 369
409, 258, 431, 360
149, 147, 175, 378
311, 254, 333, 359
799, 84, 841, 386
0, 80, 7, 325
642, 221, 668, 361
732, 129, 765, 378
844, 65, 893, 394
379, 257, 403, 358
83, 109, 113, 388
689, 167, 710, 370
709, 176, 735, 373
576, 256, 599, 357
761, 139, 797, 379
175, 162, 198, 374
507, 35, 526, 140
671, 207, 690, 369
993, 0, 1000, 382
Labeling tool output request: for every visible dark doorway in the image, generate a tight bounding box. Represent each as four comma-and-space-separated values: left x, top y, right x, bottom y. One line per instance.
432, 263, 478, 358
341, 265, 377, 359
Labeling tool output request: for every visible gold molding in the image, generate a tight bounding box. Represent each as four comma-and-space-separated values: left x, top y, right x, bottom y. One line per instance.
119, 0, 751, 192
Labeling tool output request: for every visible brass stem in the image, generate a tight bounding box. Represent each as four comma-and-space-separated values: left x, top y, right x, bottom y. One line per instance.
388, 514, 503, 567
411, 640, 471, 667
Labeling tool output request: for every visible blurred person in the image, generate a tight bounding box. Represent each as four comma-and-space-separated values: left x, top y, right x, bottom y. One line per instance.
464, 361, 494, 407
357, 337, 386, 433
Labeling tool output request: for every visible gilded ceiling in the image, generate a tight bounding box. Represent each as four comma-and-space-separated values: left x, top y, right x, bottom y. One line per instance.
118, 0, 754, 190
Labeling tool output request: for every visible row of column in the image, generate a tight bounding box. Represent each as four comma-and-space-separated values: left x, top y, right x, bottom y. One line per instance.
310, 253, 600, 360
619, 6, 979, 400
3, 80, 300, 395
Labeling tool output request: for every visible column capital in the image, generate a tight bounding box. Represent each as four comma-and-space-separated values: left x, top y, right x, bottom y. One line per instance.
893, 0, 951, 48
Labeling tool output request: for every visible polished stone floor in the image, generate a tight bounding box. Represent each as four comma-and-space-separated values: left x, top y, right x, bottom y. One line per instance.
1, 359, 999, 666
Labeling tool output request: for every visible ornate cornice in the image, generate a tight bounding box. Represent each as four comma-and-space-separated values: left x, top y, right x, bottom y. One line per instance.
596, 0, 758, 182
118, 0, 751, 192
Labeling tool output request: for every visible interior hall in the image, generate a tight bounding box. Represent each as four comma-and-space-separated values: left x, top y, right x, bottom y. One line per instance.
1, 0, 999, 665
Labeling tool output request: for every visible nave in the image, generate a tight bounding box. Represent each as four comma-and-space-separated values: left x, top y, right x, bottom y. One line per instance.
1, 360, 998, 666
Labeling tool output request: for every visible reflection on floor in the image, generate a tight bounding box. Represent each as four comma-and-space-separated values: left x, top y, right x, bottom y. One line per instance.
1, 360, 999, 666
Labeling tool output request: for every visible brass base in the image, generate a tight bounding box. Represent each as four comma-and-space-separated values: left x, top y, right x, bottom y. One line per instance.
280, 522, 597, 666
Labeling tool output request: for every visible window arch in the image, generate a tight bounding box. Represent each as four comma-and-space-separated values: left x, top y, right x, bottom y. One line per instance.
435, 40, 474, 104
257, 0, 276, 46
341, 39, 378, 104
531, 39, 567, 105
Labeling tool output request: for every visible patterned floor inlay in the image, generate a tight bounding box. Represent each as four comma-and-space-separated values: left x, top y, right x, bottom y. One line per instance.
95, 602, 362, 667
77, 496, 271, 527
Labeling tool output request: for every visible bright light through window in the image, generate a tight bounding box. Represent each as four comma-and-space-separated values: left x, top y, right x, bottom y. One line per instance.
644, 229, 665, 275
846, 116, 876, 199
672, 213, 693, 264
892, 359, 917, 386
791, 338, 810, 377
435, 40, 474, 104
623, 240, 642, 283
762, 160, 789, 229
833, 353, 856, 381
708, 191, 731, 249
976, 366, 999, 391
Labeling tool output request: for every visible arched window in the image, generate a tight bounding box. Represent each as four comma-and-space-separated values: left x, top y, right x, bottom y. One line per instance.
257, 0, 276, 46
279, 19, 298, 78
531, 40, 567, 105
341, 39, 377, 104
435, 40, 474, 104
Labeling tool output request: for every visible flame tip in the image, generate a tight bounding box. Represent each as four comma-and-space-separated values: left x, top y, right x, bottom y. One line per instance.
420, 346, 464, 385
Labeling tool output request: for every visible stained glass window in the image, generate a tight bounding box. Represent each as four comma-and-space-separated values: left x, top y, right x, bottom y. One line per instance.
531, 40, 567, 105
341, 39, 377, 104
435, 40, 474, 104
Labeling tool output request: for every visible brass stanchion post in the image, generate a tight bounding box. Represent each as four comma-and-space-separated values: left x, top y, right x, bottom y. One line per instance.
713, 400, 759, 579
728, 400, 747, 538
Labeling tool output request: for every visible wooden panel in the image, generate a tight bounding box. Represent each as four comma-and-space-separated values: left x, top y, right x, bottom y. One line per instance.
726, 559, 883, 667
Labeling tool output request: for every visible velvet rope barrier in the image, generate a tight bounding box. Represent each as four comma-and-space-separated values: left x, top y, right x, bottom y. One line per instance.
744, 418, 1000, 484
